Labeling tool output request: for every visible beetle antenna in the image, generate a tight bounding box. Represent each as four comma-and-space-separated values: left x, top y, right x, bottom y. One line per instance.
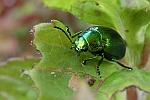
54, 26, 73, 43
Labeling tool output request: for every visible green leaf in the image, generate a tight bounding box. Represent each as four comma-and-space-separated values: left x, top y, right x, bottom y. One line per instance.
24, 20, 118, 100
24, 68, 74, 100
0, 58, 39, 100
145, 23, 150, 41
42, 0, 150, 67
24, 20, 150, 100
32, 20, 118, 77
100, 68, 150, 95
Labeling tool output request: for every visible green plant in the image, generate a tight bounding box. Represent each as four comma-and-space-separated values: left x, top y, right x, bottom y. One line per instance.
1, 0, 150, 100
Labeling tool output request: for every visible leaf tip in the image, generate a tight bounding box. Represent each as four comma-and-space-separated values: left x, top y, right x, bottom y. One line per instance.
50, 19, 57, 26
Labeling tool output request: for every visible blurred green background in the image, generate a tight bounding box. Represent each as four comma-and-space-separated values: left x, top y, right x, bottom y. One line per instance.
0, 0, 89, 62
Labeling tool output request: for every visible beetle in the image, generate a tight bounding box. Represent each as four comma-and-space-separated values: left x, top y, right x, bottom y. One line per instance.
54, 25, 132, 77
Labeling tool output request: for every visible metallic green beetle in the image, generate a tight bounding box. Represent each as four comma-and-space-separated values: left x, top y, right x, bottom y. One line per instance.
54, 25, 132, 77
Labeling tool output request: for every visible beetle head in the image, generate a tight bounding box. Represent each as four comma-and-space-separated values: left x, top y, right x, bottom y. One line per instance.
72, 37, 88, 56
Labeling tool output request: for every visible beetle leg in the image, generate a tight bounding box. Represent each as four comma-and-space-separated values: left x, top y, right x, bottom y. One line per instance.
112, 60, 132, 70
66, 26, 82, 38
72, 31, 83, 38
82, 54, 99, 65
66, 26, 72, 37
97, 54, 104, 78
